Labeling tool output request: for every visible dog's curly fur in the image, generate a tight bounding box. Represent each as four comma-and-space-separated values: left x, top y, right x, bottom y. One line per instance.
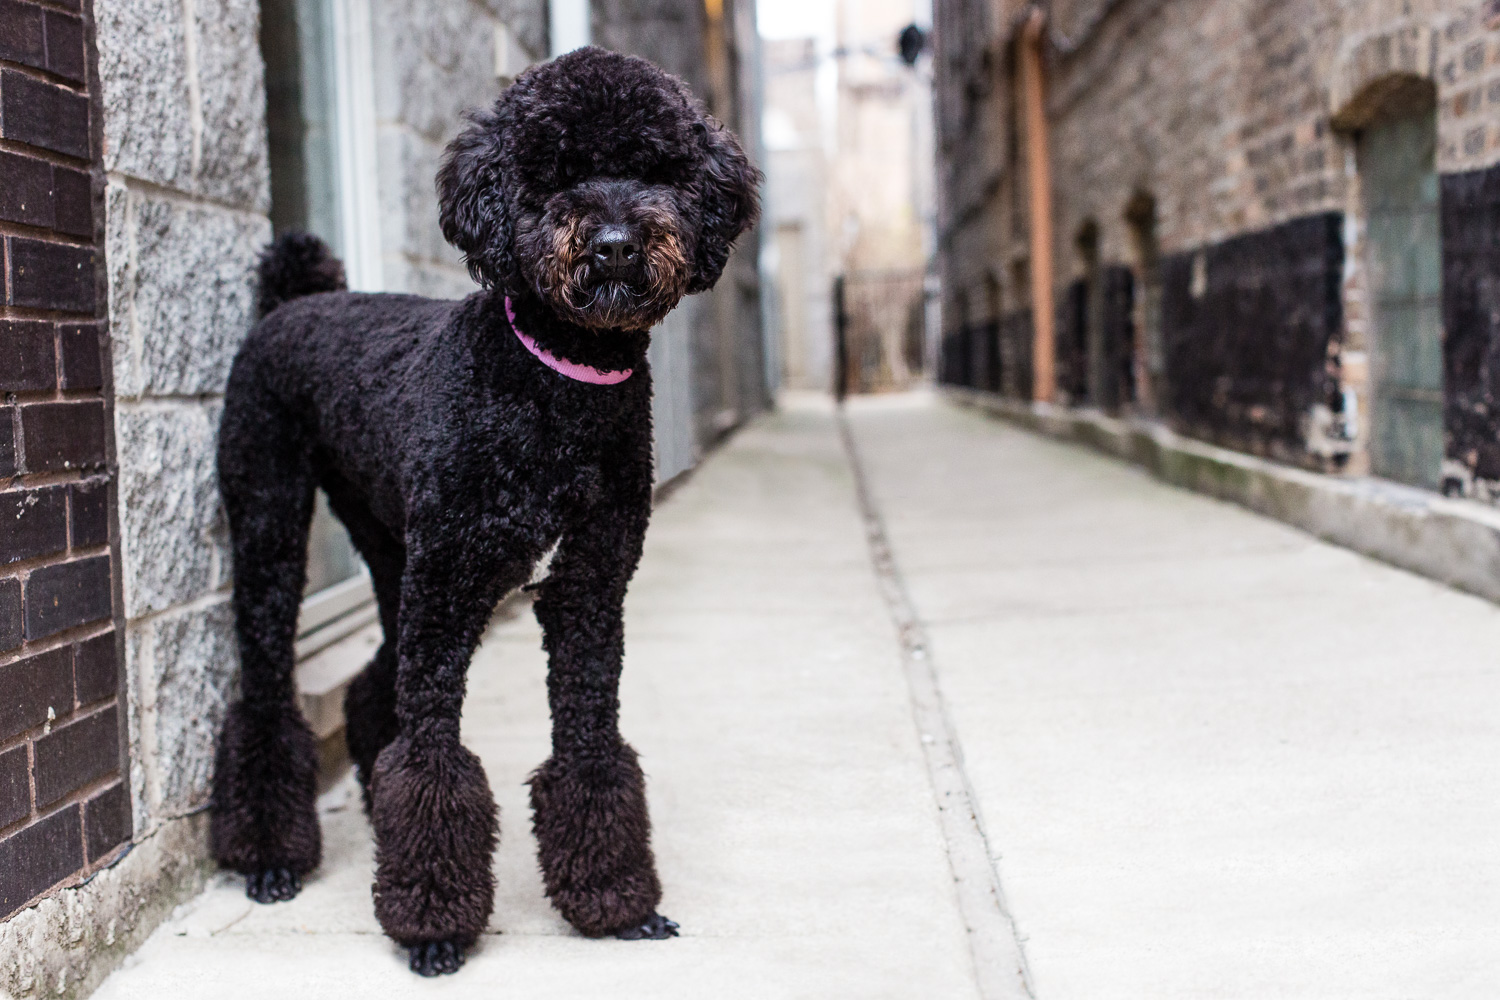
209, 47, 759, 976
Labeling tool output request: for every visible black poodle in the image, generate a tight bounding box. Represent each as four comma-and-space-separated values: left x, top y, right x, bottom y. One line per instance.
208, 47, 759, 976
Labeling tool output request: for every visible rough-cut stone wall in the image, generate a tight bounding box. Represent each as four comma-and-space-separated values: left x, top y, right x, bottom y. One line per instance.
371, 0, 547, 297
97, 0, 270, 849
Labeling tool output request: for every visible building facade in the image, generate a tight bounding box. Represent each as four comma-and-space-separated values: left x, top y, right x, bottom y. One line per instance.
934, 0, 1500, 494
0, 0, 766, 993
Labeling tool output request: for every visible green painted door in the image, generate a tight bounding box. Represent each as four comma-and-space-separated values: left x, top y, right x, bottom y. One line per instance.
1360, 108, 1445, 489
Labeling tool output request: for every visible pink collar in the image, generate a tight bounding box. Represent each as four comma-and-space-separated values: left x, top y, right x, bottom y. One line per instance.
505, 296, 633, 385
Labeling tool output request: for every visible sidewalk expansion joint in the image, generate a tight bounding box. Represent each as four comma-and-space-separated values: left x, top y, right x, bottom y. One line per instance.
836, 407, 1036, 1000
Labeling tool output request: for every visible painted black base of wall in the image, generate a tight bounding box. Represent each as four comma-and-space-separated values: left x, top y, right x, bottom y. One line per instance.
1160, 212, 1343, 461
939, 309, 1033, 401
1058, 280, 1089, 403
1441, 161, 1500, 486
1057, 268, 1135, 412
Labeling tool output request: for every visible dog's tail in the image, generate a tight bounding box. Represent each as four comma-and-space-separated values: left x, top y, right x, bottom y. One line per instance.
256, 232, 348, 319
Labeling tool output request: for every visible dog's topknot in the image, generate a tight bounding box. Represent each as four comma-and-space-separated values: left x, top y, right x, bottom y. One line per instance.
255, 232, 348, 319
437, 46, 760, 319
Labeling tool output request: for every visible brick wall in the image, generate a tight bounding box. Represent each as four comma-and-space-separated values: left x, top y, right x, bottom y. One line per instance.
934, 0, 1500, 477
0, 0, 131, 921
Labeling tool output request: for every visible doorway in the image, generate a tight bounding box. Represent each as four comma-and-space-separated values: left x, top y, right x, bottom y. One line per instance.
1359, 93, 1444, 489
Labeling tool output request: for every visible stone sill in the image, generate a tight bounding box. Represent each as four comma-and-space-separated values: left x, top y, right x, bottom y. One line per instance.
943, 386, 1500, 606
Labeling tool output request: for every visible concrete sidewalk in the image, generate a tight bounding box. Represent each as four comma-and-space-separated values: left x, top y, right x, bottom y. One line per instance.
845, 393, 1500, 999
94, 392, 1500, 998
93, 398, 980, 999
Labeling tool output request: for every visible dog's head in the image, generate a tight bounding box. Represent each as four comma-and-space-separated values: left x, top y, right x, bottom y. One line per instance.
437, 47, 761, 332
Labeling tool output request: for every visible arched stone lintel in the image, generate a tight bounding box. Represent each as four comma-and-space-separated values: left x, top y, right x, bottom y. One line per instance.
1329, 23, 1437, 132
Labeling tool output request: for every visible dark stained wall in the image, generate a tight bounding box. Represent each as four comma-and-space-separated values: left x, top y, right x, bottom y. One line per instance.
1441, 161, 1500, 490
1160, 213, 1345, 461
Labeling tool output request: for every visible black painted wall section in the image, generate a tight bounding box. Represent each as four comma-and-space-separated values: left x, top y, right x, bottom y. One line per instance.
1441, 161, 1500, 486
1000, 309, 1033, 401
940, 308, 1033, 401
1056, 268, 1134, 412
1160, 212, 1344, 460
1103, 265, 1136, 411
1058, 281, 1089, 404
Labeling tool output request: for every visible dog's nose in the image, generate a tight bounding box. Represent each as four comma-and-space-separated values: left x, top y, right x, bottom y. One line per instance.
591, 226, 642, 277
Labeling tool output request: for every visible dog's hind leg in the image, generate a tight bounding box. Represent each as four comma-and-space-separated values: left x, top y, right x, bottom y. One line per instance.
528, 497, 677, 942
367, 533, 525, 976
210, 382, 322, 904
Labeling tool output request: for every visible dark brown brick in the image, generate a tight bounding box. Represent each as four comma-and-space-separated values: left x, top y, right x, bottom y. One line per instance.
0, 0, 46, 70
42, 11, 84, 83
1, 485, 68, 565
7, 238, 97, 314
24, 554, 110, 641
72, 630, 115, 706
0, 578, 19, 652
2, 69, 86, 152
82, 782, 128, 862
0, 69, 88, 159
0, 150, 55, 229
0, 644, 71, 740
67, 477, 108, 549
0, 803, 82, 915
51, 166, 92, 239
0, 745, 28, 829
57, 323, 102, 390
0, 410, 12, 478
0, 320, 56, 392
19, 401, 106, 472
24, 551, 109, 638
33, 706, 116, 807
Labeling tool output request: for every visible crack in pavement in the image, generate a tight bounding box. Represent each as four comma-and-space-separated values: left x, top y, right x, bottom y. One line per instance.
837, 407, 1036, 1000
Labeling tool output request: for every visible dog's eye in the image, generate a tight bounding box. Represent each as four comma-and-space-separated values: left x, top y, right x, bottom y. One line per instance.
690, 122, 707, 137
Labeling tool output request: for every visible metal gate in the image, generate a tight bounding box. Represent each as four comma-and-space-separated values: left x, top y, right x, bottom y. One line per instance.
834, 269, 929, 396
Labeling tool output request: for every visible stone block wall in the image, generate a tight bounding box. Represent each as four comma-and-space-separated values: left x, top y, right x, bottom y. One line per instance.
0, 0, 130, 930
371, 0, 547, 298
97, 0, 270, 848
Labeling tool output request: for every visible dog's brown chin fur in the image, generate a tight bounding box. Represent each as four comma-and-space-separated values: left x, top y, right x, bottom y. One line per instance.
535, 212, 691, 331
544, 288, 680, 332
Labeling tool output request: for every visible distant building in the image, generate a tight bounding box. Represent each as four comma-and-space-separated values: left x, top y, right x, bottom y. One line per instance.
762, 0, 936, 395
933, 0, 1500, 495
0, 0, 764, 992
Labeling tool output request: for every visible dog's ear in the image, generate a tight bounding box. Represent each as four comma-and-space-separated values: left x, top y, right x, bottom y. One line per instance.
438, 106, 517, 290
688, 119, 762, 294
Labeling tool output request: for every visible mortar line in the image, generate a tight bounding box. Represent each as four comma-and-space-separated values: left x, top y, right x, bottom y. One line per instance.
835, 406, 1035, 1000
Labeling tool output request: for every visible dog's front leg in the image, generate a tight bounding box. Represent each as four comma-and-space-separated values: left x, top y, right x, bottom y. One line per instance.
367, 536, 520, 976
528, 499, 677, 941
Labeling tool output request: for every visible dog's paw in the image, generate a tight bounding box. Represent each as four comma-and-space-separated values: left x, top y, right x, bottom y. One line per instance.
614, 913, 679, 940
245, 868, 302, 904
408, 939, 466, 976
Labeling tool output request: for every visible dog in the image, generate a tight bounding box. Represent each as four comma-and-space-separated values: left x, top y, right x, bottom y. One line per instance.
208, 47, 760, 976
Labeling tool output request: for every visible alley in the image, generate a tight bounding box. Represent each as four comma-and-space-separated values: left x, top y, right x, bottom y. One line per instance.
94, 394, 1500, 999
